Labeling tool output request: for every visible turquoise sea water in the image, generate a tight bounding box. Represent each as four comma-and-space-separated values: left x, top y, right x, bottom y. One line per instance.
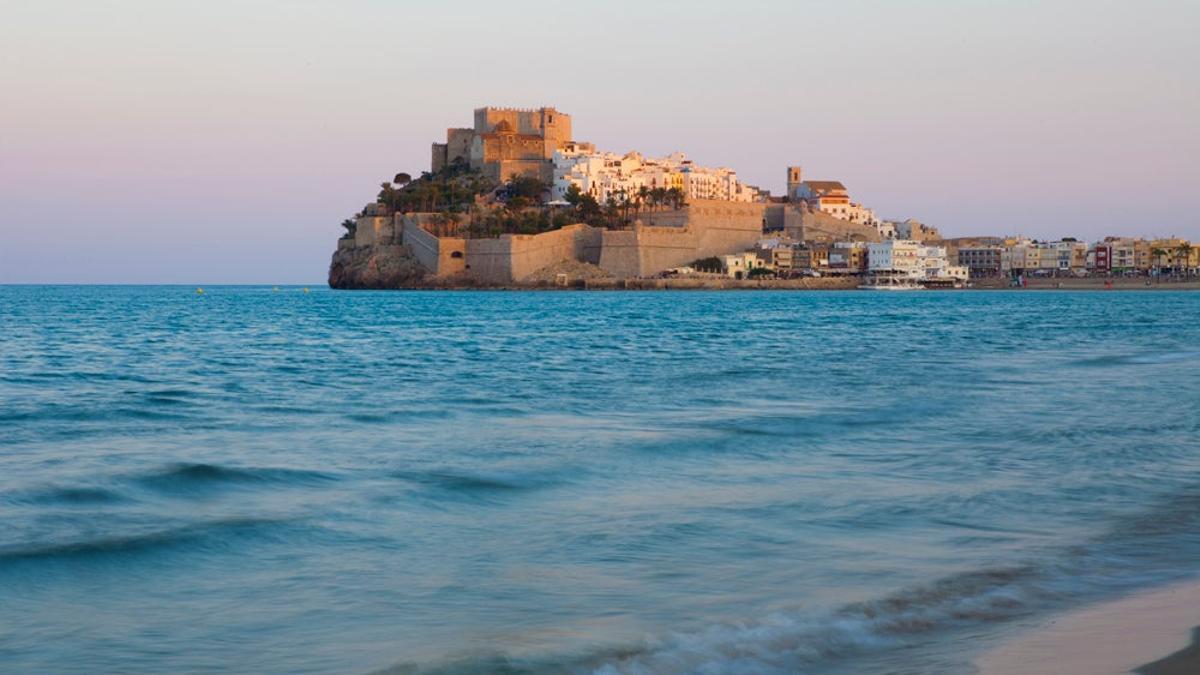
1, 286, 1199, 674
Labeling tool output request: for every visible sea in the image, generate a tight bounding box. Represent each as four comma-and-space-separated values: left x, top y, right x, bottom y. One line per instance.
1, 285, 1198, 674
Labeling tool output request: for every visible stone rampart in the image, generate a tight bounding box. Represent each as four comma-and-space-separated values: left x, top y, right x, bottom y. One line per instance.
598, 200, 765, 278
354, 215, 396, 247
780, 205, 880, 243
465, 224, 602, 283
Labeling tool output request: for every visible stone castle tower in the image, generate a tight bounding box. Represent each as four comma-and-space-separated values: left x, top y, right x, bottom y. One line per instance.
432, 107, 576, 182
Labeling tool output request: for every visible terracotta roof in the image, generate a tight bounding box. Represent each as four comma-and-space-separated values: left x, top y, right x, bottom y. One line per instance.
802, 181, 847, 192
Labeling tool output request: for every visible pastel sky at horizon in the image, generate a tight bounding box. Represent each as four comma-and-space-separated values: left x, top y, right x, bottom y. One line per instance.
1, 0, 1197, 283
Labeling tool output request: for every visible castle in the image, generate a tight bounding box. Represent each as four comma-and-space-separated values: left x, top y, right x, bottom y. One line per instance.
431, 107, 588, 183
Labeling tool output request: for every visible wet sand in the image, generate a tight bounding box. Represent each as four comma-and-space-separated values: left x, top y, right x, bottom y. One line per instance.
975, 580, 1200, 675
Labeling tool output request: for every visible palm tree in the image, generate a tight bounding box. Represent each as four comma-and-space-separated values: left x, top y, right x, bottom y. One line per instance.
667, 187, 685, 210
1151, 247, 1167, 276
1175, 243, 1192, 277
650, 187, 667, 211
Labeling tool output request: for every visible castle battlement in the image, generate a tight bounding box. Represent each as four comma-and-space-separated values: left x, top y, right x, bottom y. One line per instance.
432, 106, 578, 184
473, 106, 560, 114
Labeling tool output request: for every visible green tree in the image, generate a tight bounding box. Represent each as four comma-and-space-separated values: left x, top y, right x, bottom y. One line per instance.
650, 187, 667, 211
564, 183, 583, 207
667, 187, 685, 210
506, 176, 548, 202
1175, 243, 1192, 276
636, 186, 651, 216
1151, 247, 1167, 274
578, 194, 601, 223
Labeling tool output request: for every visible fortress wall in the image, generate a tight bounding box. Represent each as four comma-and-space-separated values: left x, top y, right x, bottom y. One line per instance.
782, 207, 806, 239
486, 158, 551, 182
577, 224, 604, 265
598, 201, 765, 278
354, 216, 394, 247
597, 230, 644, 279
438, 237, 468, 276
764, 204, 786, 231
464, 224, 601, 283
401, 216, 443, 273
791, 207, 880, 243
464, 237, 514, 284
640, 208, 689, 228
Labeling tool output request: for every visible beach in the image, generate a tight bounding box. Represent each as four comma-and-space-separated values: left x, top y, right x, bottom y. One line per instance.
976, 580, 1200, 675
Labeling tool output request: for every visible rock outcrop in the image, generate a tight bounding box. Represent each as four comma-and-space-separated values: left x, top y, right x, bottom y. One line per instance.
328, 242, 428, 289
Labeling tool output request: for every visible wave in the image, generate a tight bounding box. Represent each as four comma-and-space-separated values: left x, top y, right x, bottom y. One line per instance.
376, 481, 1200, 675
0, 405, 193, 424
370, 565, 1042, 675
5, 485, 129, 506
0, 517, 283, 565
391, 468, 565, 495
1073, 350, 1200, 368
134, 462, 339, 493
345, 409, 455, 424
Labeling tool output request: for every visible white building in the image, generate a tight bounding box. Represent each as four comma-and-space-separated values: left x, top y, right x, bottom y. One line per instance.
868, 239, 968, 281
552, 149, 757, 205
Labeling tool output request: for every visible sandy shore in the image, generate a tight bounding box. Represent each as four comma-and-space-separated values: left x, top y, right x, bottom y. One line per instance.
974, 579, 1200, 675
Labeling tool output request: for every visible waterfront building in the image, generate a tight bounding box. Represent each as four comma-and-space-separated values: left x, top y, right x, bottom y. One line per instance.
755, 238, 798, 271
1090, 243, 1112, 273
794, 243, 831, 271
1148, 238, 1197, 273
957, 246, 1004, 278
868, 239, 967, 281
721, 251, 768, 279
828, 241, 869, 274
1001, 239, 1087, 275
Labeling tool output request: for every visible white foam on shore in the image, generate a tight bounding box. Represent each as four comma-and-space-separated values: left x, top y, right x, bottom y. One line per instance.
975, 579, 1200, 675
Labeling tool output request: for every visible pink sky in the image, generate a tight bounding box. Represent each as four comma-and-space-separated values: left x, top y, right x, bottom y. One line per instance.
2, 0, 1197, 283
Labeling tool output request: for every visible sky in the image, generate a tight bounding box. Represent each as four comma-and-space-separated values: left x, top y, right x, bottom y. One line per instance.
1, 0, 1197, 283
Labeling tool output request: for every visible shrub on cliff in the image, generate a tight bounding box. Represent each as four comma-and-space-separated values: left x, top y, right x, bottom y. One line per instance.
376, 162, 496, 214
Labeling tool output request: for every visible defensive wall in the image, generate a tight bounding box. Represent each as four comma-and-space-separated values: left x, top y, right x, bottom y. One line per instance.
764, 204, 881, 243
463, 224, 602, 284
347, 199, 766, 284
599, 200, 766, 278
